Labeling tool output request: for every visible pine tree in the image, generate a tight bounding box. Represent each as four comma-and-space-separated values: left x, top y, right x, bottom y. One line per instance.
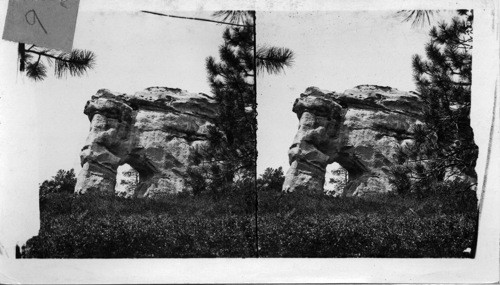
391, 10, 477, 196
39, 169, 77, 199
189, 11, 294, 195
257, 167, 285, 192
18, 44, 95, 81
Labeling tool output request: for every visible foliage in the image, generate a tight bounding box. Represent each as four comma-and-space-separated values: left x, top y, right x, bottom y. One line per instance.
185, 166, 208, 196
18, 44, 95, 81
258, 212, 475, 257
391, 10, 478, 198
39, 169, 77, 200
397, 10, 437, 27
257, 191, 477, 257
256, 46, 294, 74
388, 164, 412, 195
257, 167, 285, 192
187, 11, 255, 195
427, 179, 478, 213
23, 188, 477, 258
26, 214, 256, 258
26, 190, 258, 258
188, 11, 294, 195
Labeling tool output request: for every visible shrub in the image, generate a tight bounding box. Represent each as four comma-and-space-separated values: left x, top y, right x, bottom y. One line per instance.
431, 180, 478, 213
185, 167, 207, 195
388, 165, 412, 195
257, 167, 285, 192
389, 164, 478, 214
39, 169, 77, 201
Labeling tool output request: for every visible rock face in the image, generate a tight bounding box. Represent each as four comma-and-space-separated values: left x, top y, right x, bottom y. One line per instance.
75, 87, 218, 197
282, 85, 426, 196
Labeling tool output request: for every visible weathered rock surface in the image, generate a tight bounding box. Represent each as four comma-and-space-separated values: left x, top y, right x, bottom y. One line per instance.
75, 87, 217, 197
283, 85, 426, 196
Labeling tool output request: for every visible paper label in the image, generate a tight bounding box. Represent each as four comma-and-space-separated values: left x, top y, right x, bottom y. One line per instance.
2, 0, 80, 52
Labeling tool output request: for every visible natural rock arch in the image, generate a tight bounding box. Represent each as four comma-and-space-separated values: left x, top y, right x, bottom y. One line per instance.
282, 85, 426, 196
75, 87, 218, 197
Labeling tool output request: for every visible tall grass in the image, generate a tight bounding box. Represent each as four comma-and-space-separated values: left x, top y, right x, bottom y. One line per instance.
22, 190, 477, 258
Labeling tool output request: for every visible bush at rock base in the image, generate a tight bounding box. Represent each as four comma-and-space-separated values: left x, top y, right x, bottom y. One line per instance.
23, 189, 477, 258
39, 169, 77, 200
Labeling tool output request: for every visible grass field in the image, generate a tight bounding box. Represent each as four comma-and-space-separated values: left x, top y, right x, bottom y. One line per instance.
21, 190, 478, 258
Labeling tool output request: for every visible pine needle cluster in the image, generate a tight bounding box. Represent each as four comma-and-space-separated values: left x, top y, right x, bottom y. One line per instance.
397, 10, 437, 28
18, 44, 95, 81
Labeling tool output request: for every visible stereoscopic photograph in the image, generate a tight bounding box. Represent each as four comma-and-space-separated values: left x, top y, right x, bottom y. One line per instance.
256, 10, 479, 257
0, 0, 498, 283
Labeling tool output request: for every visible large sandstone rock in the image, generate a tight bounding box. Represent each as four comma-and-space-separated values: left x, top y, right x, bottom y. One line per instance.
283, 85, 426, 196
75, 87, 218, 197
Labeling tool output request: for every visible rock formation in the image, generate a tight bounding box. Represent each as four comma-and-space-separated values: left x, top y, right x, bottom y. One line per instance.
282, 85, 427, 196
75, 87, 218, 197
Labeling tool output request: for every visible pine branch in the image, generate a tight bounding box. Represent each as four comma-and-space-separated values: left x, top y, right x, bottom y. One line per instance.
397, 10, 436, 27
19, 45, 95, 81
256, 46, 295, 75
141, 10, 248, 27
212, 11, 253, 25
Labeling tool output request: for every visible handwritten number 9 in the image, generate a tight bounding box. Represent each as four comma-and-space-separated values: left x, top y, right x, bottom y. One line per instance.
25, 10, 48, 34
